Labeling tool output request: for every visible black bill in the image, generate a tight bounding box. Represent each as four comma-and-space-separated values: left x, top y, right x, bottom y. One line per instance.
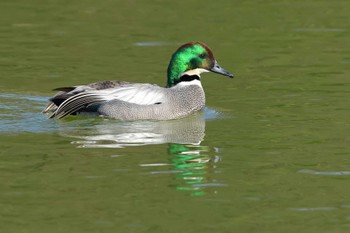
210, 60, 234, 78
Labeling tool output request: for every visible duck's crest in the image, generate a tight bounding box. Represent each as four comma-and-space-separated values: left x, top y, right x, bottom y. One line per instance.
176, 41, 214, 60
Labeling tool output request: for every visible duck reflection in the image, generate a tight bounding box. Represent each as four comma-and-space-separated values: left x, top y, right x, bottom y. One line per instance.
61, 111, 207, 147
60, 108, 224, 196
167, 143, 222, 196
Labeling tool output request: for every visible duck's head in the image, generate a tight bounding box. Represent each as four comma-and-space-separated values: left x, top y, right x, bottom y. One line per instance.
166, 42, 234, 87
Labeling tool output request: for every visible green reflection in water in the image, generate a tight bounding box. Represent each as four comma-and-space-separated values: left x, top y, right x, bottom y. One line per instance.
168, 143, 220, 197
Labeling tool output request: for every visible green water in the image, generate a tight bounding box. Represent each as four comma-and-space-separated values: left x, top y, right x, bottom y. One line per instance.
1, 0, 350, 232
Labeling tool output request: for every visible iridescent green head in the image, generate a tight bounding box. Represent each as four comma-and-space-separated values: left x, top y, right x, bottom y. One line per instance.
166, 42, 234, 87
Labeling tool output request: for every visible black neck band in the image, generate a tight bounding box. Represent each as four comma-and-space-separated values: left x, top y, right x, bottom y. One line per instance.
174, 74, 200, 86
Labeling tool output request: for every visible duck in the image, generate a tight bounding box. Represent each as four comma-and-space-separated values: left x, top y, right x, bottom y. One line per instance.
43, 41, 234, 120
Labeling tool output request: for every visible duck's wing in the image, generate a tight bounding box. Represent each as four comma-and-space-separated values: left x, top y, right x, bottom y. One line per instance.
46, 81, 167, 119
43, 80, 131, 113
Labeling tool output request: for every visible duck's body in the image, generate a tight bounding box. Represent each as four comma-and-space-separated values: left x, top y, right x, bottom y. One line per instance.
44, 42, 234, 120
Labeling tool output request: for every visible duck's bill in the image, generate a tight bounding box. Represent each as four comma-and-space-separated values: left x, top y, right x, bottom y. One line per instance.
210, 61, 234, 78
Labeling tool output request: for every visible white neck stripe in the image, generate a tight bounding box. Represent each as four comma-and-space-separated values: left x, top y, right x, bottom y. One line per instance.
181, 68, 209, 77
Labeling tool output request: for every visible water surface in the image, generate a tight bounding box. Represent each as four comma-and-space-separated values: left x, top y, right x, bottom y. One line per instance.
1, 0, 350, 232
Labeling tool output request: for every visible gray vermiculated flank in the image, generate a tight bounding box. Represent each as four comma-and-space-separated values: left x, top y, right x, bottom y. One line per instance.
97, 84, 205, 120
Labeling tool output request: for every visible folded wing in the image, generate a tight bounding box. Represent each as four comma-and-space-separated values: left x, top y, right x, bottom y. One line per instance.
45, 81, 167, 119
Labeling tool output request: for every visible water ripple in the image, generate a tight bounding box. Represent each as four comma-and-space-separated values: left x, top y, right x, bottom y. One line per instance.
290, 207, 337, 212
134, 41, 173, 47
294, 28, 346, 32
290, 204, 350, 212
0, 93, 59, 133
298, 169, 350, 176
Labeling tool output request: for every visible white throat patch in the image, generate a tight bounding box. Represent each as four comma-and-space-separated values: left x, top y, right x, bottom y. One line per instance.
181, 68, 209, 77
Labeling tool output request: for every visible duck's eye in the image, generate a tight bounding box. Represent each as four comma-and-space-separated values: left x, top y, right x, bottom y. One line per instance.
199, 53, 206, 59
